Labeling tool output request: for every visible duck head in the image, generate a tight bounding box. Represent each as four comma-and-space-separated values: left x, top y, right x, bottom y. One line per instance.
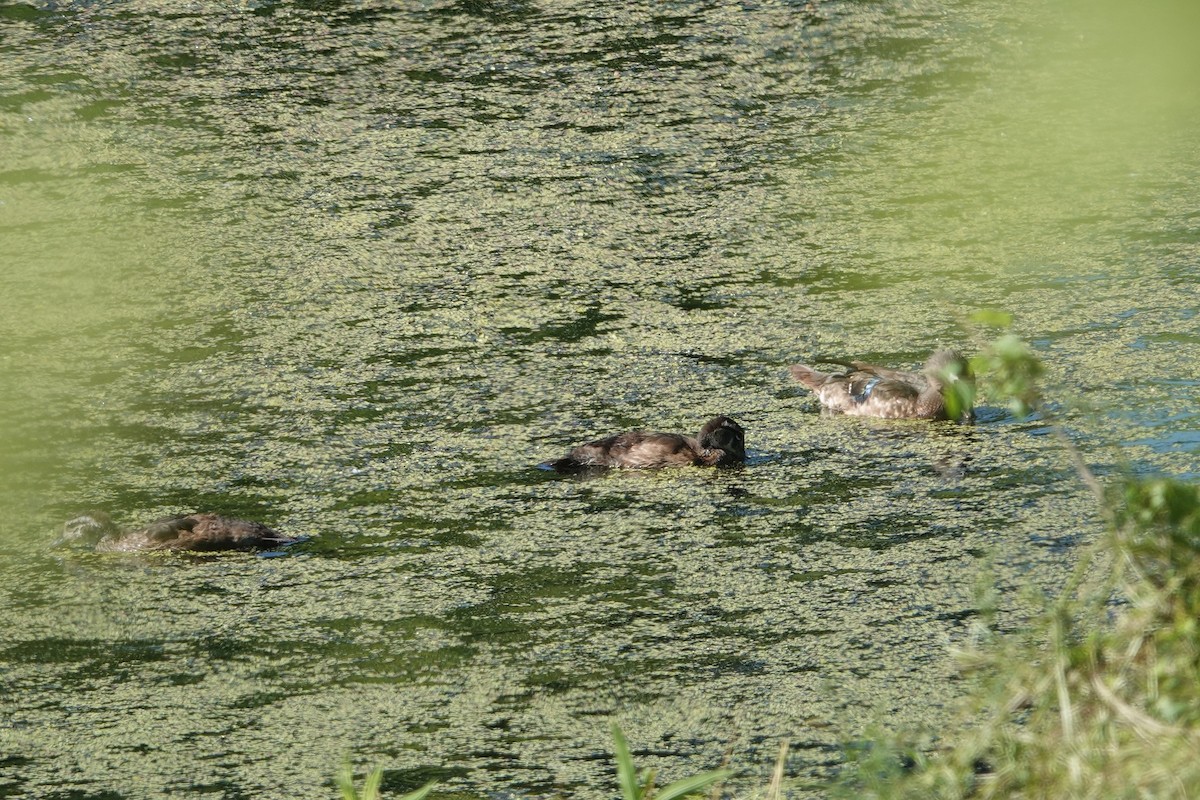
698, 416, 746, 464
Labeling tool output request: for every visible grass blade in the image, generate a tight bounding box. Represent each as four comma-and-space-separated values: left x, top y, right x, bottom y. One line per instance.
612, 723, 642, 800
361, 766, 383, 800
766, 739, 789, 800
654, 768, 735, 800
396, 781, 438, 800
336, 760, 361, 800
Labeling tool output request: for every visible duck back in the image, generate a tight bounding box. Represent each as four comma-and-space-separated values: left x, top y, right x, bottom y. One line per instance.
542, 415, 745, 472
63, 511, 298, 552
116, 513, 296, 552
545, 431, 701, 471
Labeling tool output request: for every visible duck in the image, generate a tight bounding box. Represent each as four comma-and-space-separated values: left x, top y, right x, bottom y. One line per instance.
788, 349, 974, 421
541, 415, 746, 472
58, 511, 299, 553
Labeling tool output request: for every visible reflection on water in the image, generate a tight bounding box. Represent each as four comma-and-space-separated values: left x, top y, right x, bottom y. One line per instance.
2, 0, 1199, 797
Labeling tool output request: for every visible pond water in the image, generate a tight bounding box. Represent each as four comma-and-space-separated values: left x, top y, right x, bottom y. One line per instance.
2, 0, 1199, 797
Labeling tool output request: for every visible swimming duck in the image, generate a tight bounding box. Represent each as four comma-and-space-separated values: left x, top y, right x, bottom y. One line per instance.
541, 415, 746, 472
59, 511, 298, 552
788, 349, 974, 421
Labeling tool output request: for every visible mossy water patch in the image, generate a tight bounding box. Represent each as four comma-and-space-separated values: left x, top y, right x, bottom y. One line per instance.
2, 0, 1198, 797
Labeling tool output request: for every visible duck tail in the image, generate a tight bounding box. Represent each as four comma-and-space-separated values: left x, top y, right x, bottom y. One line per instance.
788, 363, 829, 390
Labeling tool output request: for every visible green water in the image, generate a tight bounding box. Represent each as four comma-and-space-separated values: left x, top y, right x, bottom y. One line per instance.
2, 1, 1198, 797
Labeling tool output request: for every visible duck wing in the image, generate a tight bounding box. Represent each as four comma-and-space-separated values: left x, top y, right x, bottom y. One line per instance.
792, 359, 921, 387
805, 368, 922, 416
140, 514, 200, 545
846, 375, 920, 403
612, 432, 700, 468
846, 360, 925, 385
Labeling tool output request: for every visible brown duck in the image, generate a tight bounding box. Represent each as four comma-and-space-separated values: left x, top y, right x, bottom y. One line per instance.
541, 415, 746, 472
789, 349, 974, 421
59, 511, 299, 552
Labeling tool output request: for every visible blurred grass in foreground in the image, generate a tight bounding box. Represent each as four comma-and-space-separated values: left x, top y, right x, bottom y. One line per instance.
834, 473, 1200, 799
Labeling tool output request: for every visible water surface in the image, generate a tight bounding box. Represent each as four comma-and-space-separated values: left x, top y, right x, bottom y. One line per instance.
2, 1, 1199, 797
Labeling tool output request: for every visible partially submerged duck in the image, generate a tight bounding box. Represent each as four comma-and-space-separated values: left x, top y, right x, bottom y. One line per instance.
59, 511, 298, 553
541, 415, 746, 472
789, 349, 974, 421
